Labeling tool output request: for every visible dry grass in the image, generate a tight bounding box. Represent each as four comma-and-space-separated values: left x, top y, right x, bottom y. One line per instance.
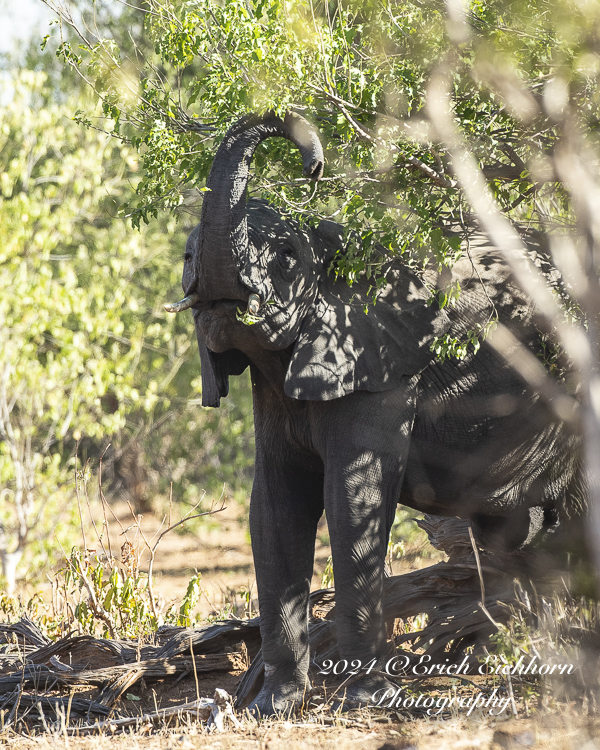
2, 707, 600, 750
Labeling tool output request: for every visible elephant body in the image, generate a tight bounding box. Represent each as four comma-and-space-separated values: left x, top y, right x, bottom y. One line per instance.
165, 113, 582, 713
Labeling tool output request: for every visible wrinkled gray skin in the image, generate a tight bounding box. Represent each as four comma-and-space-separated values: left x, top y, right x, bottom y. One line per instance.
169, 113, 582, 715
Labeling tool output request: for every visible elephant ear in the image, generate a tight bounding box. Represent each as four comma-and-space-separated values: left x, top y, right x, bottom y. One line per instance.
284, 229, 451, 400
196, 331, 250, 407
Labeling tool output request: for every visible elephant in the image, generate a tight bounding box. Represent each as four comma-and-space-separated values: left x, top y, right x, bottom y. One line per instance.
164, 111, 582, 714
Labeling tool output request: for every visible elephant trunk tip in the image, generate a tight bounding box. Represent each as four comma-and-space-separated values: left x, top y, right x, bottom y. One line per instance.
304, 158, 324, 181
282, 111, 324, 181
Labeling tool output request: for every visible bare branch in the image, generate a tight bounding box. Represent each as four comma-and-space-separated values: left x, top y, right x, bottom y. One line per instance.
98, 445, 114, 566
426, 63, 592, 374
73, 443, 87, 554
487, 322, 580, 428
131, 488, 226, 621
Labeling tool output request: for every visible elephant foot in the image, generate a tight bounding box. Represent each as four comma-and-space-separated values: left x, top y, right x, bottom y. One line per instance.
247, 678, 310, 718
329, 672, 398, 711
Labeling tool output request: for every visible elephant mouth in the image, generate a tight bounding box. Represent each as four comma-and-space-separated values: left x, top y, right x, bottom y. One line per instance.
192, 299, 245, 314
192, 297, 266, 353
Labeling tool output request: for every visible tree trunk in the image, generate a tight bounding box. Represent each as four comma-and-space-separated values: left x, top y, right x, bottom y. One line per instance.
0, 546, 23, 595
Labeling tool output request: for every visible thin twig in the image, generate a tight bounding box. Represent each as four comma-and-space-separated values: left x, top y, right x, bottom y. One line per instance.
469, 528, 504, 629
506, 670, 518, 717
471, 522, 516, 717
468, 525, 486, 605
82, 459, 108, 563
74, 442, 87, 553
98, 444, 114, 566
124, 500, 143, 578
190, 638, 200, 720
58, 536, 117, 639
130, 487, 224, 621
68, 696, 230, 735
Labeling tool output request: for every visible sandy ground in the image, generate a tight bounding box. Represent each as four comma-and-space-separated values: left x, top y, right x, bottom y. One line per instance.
85, 498, 434, 620
104, 499, 333, 618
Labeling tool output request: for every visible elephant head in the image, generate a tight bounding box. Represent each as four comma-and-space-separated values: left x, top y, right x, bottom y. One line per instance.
165, 112, 451, 406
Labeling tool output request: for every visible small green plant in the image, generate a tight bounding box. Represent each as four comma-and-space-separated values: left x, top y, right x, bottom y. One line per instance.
0, 591, 21, 621
36, 459, 229, 639
63, 547, 156, 639
178, 573, 203, 627
237, 584, 254, 618
387, 507, 443, 571
387, 539, 405, 572
236, 307, 264, 325
321, 555, 334, 589
430, 320, 497, 362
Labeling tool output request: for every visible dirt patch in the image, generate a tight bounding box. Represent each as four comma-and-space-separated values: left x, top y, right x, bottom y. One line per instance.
104, 500, 334, 618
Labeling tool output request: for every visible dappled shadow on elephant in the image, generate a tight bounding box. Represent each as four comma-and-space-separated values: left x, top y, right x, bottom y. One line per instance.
163, 111, 585, 715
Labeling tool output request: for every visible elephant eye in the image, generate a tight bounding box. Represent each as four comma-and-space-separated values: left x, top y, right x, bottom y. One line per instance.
183, 252, 192, 262
277, 246, 296, 264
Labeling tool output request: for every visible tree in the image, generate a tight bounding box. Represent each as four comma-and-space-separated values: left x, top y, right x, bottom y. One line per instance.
40, 0, 597, 323
0, 69, 149, 590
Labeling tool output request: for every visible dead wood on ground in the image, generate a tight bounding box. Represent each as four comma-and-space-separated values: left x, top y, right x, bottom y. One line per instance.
0, 515, 538, 731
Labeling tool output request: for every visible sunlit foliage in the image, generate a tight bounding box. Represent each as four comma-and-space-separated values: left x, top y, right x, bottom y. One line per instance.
0, 69, 254, 589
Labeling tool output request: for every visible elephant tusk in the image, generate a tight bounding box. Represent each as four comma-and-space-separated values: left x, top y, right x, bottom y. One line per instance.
163, 293, 200, 313
247, 293, 261, 316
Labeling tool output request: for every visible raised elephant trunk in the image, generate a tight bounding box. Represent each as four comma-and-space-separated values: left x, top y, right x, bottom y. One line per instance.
196, 110, 324, 302
165, 111, 324, 311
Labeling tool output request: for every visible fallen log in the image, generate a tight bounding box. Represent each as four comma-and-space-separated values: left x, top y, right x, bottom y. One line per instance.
155, 618, 261, 660
0, 653, 245, 700
0, 616, 50, 651
96, 652, 247, 706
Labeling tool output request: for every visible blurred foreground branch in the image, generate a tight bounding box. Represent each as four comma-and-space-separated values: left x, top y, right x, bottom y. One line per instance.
427, 2, 600, 581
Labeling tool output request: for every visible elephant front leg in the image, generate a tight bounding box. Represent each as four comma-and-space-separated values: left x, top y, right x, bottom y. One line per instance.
322, 388, 416, 706
248, 458, 323, 716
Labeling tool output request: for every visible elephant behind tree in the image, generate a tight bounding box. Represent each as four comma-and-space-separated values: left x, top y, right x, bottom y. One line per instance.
164, 112, 583, 714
